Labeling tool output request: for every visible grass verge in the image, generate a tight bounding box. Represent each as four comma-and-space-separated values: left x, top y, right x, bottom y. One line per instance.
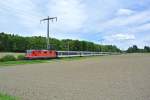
0, 60, 50, 67
0, 93, 19, 100
0, 56, 105, 67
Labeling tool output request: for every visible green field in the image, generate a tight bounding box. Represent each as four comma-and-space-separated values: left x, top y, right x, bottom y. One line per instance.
0, 52, 24, 58
0, 60, 51, 67
0, 54, 104, 66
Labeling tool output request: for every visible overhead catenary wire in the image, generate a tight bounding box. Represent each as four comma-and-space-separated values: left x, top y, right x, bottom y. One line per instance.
40, 16, 57, 50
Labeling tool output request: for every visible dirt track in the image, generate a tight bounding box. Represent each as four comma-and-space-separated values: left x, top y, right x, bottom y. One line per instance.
0, 54, 150, 100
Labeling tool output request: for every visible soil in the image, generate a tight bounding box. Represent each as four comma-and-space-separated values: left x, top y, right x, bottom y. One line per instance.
0, 54, 150, 100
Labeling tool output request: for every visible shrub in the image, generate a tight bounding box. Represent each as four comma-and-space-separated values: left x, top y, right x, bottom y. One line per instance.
17, 55, 25, 60
0, 55, 16, 62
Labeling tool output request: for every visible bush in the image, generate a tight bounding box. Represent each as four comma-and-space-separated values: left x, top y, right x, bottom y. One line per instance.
17, 55, 25, 60
0, 55, 16, 62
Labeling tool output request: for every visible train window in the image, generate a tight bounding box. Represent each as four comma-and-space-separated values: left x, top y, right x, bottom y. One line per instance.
44, 51, 47, 54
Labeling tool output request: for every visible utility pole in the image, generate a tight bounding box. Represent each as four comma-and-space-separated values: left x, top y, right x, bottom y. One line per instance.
67, 41, 70, 56
41, 16, 57, 50
98, 39, 104, 52
86, 43, 88, 51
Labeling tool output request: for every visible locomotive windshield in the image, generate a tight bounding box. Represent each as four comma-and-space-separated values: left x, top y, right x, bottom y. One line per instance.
26, 50, 32, 54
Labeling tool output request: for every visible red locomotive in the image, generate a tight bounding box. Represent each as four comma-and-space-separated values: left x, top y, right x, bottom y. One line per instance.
25, 50, 57, 59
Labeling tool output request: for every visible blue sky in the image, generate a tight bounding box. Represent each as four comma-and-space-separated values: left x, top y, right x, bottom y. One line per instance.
0, 0, 150, 50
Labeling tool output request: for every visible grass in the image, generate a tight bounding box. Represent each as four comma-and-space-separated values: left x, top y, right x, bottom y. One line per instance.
0, 52, 24, 59
0, 56, 105, 67
0, 93, 19, 100
0, 60, 50, 67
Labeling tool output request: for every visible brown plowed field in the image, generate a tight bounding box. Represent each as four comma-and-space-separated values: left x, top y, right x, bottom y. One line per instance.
0, 54, 150, 100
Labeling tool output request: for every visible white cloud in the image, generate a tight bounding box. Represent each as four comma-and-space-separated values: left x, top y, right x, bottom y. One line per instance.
104, 33, 135, 41
0, 0, 45, 34
112, 33, 135, 40
117, 8, 135, 16
47, 0, 87, 34
99, 10, 150, 31
0, 0, 88, 37
0, 0, 150, 49
130, 23, 150, 33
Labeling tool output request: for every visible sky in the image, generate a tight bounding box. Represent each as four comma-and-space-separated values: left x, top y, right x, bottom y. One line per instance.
0, 0, 150, 50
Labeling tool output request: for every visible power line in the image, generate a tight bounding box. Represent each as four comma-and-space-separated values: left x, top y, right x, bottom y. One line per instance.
40, 16, 57, 50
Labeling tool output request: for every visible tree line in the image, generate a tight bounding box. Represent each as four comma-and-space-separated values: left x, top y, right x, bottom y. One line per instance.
0, 32, 121, 52
127, 45, 150, 53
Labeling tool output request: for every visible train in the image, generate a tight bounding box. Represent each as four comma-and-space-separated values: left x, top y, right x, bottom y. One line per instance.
25, 50, 119, 59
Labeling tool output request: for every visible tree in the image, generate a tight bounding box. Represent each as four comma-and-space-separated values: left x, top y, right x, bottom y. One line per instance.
144, 46, 150, 52
0, 32, 121, 52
